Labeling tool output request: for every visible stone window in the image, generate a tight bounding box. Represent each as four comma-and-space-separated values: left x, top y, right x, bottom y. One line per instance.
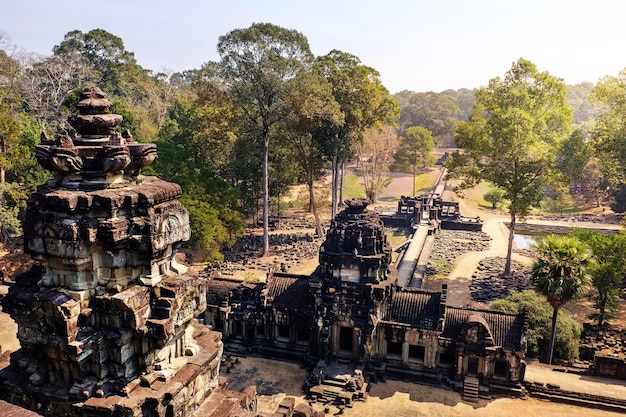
408, 344, 425, 362
278, 324, 290, 339
296, 325, 309, 342
494, 360, 508, 378
386, 341, 402, 358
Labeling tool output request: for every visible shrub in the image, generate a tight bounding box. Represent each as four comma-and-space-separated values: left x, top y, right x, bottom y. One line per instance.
490, 290, 582, 364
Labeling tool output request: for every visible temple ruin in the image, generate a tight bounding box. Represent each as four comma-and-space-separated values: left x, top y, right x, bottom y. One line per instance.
0, 85, 530, 415
205, 198, 529, 403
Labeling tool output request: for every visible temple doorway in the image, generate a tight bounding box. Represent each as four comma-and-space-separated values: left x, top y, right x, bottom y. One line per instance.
467, 357, 479, 376
339, 326, 354, 352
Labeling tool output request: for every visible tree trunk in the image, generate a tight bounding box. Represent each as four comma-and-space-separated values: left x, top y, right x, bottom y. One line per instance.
505, 211, 516, 275
339, 161, 345, 208
309, 179, 324, 238
412, 164, 417, 196
262, 135, 270, 257
331, 155, 339, 219
547, 307, 558, 365
277, 191, 281, 229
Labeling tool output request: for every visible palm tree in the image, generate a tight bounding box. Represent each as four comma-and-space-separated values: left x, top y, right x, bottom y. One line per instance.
531, 234, 592, 365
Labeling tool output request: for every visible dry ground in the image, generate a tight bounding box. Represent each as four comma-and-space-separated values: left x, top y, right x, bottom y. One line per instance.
224, 357, 625, 417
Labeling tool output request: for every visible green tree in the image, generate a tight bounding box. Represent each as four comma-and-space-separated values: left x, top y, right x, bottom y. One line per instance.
217, 22, 314, 257
393, 126, 435, 196
570, 229, 626, 326
557, 128, 590, 187
144, 140, 245, 262
53, 29, 146, 98
316, 50, 399, 217
490, 290, 582, 363
484, 187, 505, 209
531, 234, 592, 364
448, 58, 573, 275
278, 71, 343, 236
397, 91, 460, 145
590, 69, 626, 192
441, 88, 476, 121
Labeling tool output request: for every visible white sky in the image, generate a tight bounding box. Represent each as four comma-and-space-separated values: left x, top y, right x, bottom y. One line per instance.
2, 0, 625, 94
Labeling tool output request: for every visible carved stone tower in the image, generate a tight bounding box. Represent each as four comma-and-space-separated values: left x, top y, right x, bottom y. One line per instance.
0, 87, 223, 416
312, 199, 395, 362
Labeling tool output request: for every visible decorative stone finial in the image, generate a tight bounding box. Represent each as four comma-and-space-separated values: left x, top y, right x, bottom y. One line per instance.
34, 86, 157, 189
67, 86, 122, 140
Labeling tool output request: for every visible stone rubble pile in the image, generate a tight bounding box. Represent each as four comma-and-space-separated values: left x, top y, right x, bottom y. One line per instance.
216, 232, 323, 275
580, 324, 626, 361
425, 230, 492, 277
536, 213, 623, 224
469, 257, 534, 303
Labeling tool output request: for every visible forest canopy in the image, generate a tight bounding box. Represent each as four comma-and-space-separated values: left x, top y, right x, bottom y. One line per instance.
0, 26, 624, 263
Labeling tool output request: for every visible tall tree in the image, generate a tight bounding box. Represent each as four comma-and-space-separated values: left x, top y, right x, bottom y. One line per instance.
53, 29, 145, 98
590, 68, 626, 196
216, 23, 314, 257
278, 71, 343, 237
316, 50, 399, 217
448, 58, 572, 275
393, 125, 435, 196
532, 234, 591, 364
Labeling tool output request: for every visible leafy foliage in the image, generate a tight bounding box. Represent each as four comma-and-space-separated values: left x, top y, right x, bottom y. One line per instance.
392, 126, 435, 196
397, 91, 460, 144
216, 22, 314, 256
490, 290, 582, 363
531, 234, 592, 363
483, 187, 505, 209
144, 140, 245, 261
315, 50, 399, 216
569, 229, 626, 325
448, 58, 573, 275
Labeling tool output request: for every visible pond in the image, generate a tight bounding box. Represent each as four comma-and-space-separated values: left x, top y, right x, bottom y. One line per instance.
513, 233, 543, 250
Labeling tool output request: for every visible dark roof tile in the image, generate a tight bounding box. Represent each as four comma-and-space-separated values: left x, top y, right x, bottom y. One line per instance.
387, 290, 441, 330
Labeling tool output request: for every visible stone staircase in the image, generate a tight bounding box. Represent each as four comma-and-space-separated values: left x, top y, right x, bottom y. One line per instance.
306, 360, 368, 406
463, 376, 480, 402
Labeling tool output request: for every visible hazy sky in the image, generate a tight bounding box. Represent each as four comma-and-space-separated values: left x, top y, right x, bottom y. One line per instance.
2, 0, 625, 94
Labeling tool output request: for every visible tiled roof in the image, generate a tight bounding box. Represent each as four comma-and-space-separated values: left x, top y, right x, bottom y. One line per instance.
387, 290, 442, 330
206, 278, 242, 306
266, 274, 314, 311
442, 307, 526, 351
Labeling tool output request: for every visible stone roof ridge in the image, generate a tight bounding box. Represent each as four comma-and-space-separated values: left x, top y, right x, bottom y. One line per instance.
397, 286, 441, 294
445, 305, 521, 317
271, 271, 313, 280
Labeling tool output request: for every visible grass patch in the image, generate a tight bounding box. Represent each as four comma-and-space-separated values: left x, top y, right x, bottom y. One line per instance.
343, 172, 366, 199
414, 170, 441, 194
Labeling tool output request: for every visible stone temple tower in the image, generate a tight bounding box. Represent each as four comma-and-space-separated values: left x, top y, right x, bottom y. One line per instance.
312, 198, 396, 362
0, 87, 224, 416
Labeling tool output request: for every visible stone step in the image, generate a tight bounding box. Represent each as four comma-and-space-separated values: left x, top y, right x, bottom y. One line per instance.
463, 376, 480, 402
